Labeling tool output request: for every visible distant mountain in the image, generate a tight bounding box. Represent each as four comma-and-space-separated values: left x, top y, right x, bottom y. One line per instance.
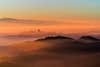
10, 35, 100, 53
0, 18, 33, 22
80, 36, 100, 41
36, 35, 74, 41
0, 18, 60, 25
0, 35, 99, 67
0, 18, 17, 21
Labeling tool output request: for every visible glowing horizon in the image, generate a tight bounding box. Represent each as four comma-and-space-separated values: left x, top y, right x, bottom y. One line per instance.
0, 0, 99, 34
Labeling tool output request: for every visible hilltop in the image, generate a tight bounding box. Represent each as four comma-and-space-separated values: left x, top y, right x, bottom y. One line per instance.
0, 35, 100, 67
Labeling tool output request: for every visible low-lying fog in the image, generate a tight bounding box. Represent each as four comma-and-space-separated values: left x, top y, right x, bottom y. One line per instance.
0, 36, 99, 67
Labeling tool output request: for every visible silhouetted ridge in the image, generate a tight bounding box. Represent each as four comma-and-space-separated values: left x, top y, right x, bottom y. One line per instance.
80, 36, 100, 41
36, 35, 73, 41
0, 18, 17, 21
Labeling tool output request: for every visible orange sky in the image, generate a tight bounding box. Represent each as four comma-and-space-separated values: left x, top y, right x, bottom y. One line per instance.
0, 0, 100, 35
0, 18, 99, 34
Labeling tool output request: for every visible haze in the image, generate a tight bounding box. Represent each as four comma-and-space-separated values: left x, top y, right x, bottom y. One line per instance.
0, 0, 99, 34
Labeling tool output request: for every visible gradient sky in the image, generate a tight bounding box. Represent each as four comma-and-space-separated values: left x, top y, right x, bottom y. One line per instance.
0, 0, 99, 19
0, 0, 100, 34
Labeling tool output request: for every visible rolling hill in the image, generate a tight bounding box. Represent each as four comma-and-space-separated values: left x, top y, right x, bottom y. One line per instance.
0, 35, 100, 67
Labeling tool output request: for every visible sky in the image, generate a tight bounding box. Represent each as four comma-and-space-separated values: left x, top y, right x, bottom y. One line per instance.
0, 0, 100, 34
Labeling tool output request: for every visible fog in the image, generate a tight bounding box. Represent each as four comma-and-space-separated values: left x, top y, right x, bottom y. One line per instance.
0, 37, 99, 67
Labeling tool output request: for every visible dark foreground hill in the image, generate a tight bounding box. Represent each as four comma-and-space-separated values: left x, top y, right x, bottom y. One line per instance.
0, 35, 100, 67
80, 36, 100, 41
36, 35, 74, 41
